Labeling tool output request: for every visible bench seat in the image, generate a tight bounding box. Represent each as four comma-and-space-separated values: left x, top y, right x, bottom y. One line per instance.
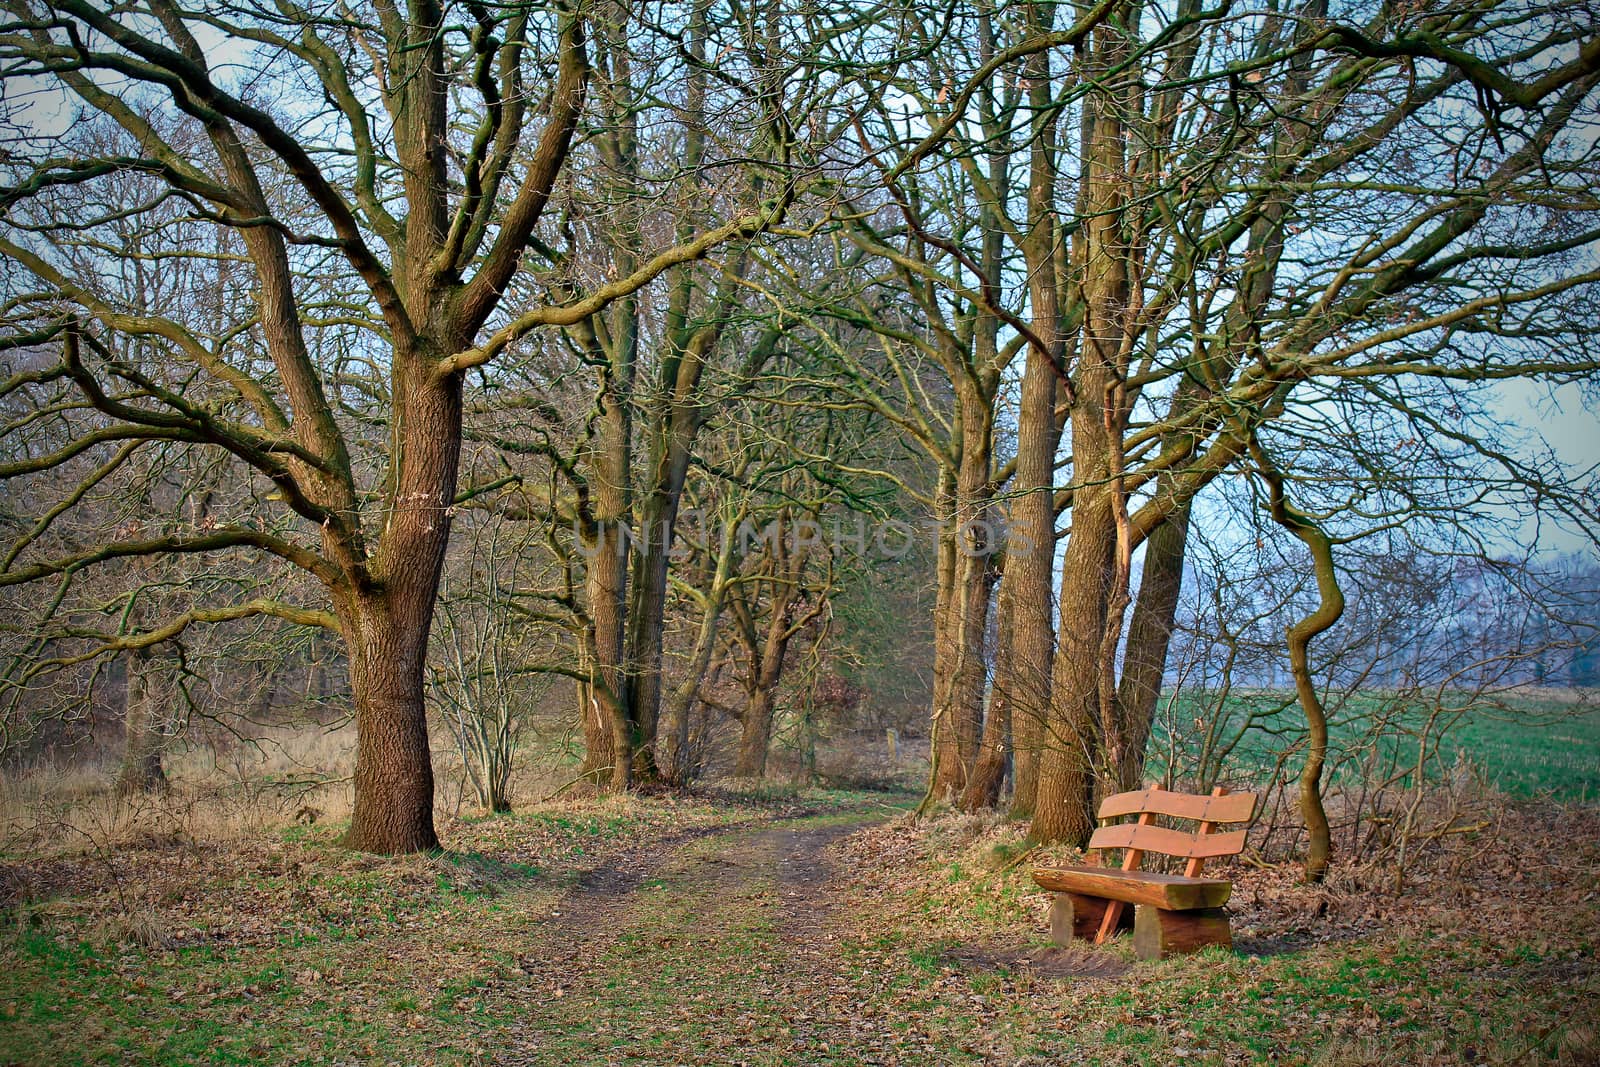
1032, 865, 1232, 910
1029, 784, 1258, 960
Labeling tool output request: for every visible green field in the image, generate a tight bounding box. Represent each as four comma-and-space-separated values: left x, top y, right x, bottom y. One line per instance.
1147, 690, 1600, 802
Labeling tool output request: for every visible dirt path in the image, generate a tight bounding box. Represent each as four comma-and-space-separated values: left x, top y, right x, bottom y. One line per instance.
490, 809, 907, 1065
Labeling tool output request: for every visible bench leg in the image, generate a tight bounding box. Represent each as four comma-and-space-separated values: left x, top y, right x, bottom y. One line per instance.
1133, 905, 1232, 960
1049, 893, 1133, 946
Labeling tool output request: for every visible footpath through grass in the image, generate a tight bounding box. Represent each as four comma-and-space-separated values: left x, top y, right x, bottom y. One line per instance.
0, 788, 905, 1065
2, 785, 1596, 1065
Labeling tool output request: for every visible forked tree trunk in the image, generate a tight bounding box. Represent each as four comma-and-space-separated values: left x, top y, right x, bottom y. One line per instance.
1031, 3, 1132, 847
734, 686, 779, 778
116, 647, 170, 798
961, 696, 1009, 810
732, 575, 796, 778
657, 510, 738, 783
625, 494, 674, 780
625, 295, 745, 779
624, 0, 731, 780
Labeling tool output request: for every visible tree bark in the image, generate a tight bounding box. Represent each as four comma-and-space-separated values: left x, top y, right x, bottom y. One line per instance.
734, 685, 779, 778
1031, 4, 1133, 846
657, 506, 739, 783
1256, 444, 1344, 884
342, 596, 440, 853
575, 11, 642, 789
1111, 501, 1192, 791
624, 487, 675, 780
733, 605, 790, 777
1035, 486, 1115, 845
580, 517, 632, 790
960, 560, 1009, 811
731, 532, 809, 778
926, 465, 968, 801
1007, 0, 1066, 823
921, 409, 992, 809
624, 0, 718, 778
951, 380, 996, 770
115, 647, 170, 798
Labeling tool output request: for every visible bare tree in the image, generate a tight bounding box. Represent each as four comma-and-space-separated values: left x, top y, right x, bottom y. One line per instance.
0, 0, 799, 851
827, 0, 1600, 842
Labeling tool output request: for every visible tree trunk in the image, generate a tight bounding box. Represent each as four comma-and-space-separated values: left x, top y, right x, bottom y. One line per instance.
626, 0, 728, 780
340, 347, 461, 853
580, 519, 632, 790
1257, 445, 1344, 884
574, 16, 641, 789
343, 597, 440, 853
657, 508, 738, 783
626, 408, 699, 779
1034, 487, 1115, 845
624, 496, 671, 780
1006, 1, 1065, 821
732, 557, 798, 778
115, 647, 170, 798
734, 685, 778, 778
961, 699, 1009, 810
913, 394, 999, 812
1112, 501, 1192, 791
951, 381, 996, 775
1031, 5, 1133, 846
570, 276, 635, 789
961, 563, 1011, 810
926, 466, 968, 802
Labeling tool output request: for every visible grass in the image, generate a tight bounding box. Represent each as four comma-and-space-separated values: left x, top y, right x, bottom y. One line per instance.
9, 783, 1591, 1065
0, 787, 918, 1066
3, 712, 1597, 1065
1148, 690, 1600, 801
840, 807, 1599, 1065
1440, 701, 1600, 798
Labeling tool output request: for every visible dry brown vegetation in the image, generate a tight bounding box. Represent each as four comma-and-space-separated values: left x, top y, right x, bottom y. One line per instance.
2, 766, 1595, 1065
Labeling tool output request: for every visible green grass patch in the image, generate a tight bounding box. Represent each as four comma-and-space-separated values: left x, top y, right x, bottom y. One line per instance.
1148, 691, 1600, 800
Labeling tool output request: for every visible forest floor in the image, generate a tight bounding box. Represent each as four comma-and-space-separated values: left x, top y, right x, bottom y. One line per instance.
1, 784, 1597, 1065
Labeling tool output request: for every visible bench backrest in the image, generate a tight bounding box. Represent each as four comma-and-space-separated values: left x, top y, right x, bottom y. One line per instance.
1088, 785, 1259, 874
1081, 784, 1258, 944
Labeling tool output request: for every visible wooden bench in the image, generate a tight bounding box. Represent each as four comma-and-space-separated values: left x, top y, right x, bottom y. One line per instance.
1031, 784, 1258, 960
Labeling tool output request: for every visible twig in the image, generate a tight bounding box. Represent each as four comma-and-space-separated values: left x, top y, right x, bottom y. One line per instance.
539, 769, 605, 804
980, 843, 1042, 880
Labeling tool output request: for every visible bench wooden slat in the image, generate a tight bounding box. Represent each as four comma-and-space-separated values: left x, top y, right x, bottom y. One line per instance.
1032, 865, 1233, 910
1088, 822, 1249, 859
1097, 788, 1258, 825
1095, 785, 1164, 944
1184, 786, 1229, 879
